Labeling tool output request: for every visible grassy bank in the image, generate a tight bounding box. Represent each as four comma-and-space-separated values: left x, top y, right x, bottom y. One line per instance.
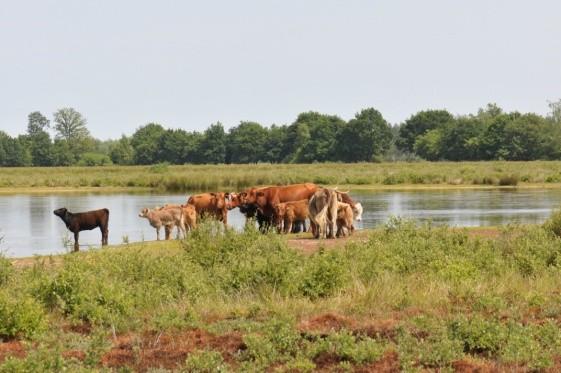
2, 220, 561, 371
3, 161, 561, 192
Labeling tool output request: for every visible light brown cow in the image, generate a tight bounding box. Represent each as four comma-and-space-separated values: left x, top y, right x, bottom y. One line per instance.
139, 206, 184, 240
187, 192, 228, 225
308, 188, 339, 239
336, 202, 355, 237
273, 199, 309, 234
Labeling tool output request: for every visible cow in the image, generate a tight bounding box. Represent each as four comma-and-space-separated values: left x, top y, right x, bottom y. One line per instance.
239, 203, 272, 231
308, 188, 339, 239
160, 204, 197, 238
273, 200, 309, 234
139, 206, 184, 240
335, 191, 363, 222
187, 192, 228, 225
240, 183, 318, 226
336, 202, 355, 237
53, 208, 109, 252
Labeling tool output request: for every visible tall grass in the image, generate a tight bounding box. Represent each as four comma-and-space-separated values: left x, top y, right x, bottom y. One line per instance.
0, 161, 560, 192
2, 220, 561, 369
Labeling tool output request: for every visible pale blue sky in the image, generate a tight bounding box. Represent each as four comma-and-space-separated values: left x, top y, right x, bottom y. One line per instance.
1, 0, 560, 139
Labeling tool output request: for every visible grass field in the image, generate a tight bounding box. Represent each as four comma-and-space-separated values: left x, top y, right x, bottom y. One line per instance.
3, 161, 561, 192
2, 218, 561, 371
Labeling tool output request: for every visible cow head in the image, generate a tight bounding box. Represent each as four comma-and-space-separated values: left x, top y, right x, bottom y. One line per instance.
239, 188, 258, 205
138, 208, 150, 218
53, 207, 68, 218
225, 192, 241, 210
353, 202, 363, 221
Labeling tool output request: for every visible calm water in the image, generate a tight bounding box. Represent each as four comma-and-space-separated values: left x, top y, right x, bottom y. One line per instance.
0, 189, 559, 257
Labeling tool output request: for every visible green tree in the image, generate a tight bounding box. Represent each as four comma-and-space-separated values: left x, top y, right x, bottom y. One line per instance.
501, 113, 548, 160
27, 111, 53, 166
292, 112, 345, 163
439, 117, 485, 161
548, 99, 561, 124
226, 121, 268, 163
335, 108, 392, 162
414, 129, 443, 161
130, 123, 166, 164
53, 108, 90, 142
199, 122, 226, 164
53, 108, 93, 162
0, 132, 31, 166
158, 129, 194, 164
397, 110, 453, 152
52, 139, 75, 166
109, 136, 134, 165
262, 124, 288, 163
27, 111, 50, 135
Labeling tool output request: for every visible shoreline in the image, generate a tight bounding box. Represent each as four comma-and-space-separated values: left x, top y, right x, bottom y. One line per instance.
0, 182, 561, 195
8, 226, 503, 264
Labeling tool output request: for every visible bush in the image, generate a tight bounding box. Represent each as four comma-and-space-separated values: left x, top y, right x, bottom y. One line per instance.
498, 174, 519, 186
298, 250, 347, 299
449, 316, 507, 356
543, 207, 561, 237
0, 292, 46, 339
0, 254, 12, 286
183, 350, 228, 372
77, 153, 113, 167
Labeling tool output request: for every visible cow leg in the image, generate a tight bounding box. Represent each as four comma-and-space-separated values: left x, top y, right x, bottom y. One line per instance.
303, 220, 307, 233
156, 227, 160, 241
101, 225, 108, 246
73, 231, 79, 252
286, 219, 293, 235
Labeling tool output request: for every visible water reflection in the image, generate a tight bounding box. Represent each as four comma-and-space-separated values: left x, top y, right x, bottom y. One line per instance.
0, 189, 559, 257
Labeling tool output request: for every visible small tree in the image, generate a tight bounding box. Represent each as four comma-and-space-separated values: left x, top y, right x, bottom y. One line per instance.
548, 99, 561, 124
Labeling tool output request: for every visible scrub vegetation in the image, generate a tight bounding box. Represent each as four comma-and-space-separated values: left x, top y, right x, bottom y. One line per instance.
4, 161, 561, 192
2, 214, 561, 371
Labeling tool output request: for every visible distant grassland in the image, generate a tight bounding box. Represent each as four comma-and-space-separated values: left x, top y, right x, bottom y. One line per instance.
2, 161, 561, 192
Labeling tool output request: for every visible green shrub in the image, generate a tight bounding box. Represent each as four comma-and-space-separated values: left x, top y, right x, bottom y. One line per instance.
0, 292, 46, 339
498, 174, 519, 186
77, 153, 113, 167
183, 350, 229, 372
449, 316, 507, 356
543, 207, 561, 237
149, 162, 170, 173
298, 250, 347, 299
0, 254, 12, 286
308, 330, 385, 365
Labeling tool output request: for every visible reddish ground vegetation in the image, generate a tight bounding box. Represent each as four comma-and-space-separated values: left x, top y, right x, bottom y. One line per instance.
0, 341, 26, 363
100, 329, 244, 372
356, 350, 400, 373
299, 313, 399, 341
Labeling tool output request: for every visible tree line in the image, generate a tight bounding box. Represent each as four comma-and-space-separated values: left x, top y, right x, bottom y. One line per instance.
1, 101, 560, 167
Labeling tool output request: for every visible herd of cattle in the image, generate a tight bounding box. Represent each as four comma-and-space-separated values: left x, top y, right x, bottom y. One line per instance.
53, 183, 363, 252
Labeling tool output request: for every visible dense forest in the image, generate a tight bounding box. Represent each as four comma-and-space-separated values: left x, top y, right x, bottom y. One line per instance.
1, 101, 560, 167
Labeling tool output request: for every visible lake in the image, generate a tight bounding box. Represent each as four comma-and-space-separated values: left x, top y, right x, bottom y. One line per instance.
0, 189, 559, 257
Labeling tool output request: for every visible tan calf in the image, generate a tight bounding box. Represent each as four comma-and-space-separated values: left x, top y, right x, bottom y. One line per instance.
336, 202, 354, 237
274, 199, 309, 234
139, 206, 185, 241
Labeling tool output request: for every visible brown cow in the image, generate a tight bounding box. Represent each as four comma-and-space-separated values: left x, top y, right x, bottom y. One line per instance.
187, 192, 228, 225
53, 208, 109, 252
240, 183, 318, 222
273, 200, 309, 234
336, 202, 355, 237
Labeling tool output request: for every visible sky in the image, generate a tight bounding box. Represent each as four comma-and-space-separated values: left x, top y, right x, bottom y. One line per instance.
1, 0, 560, 139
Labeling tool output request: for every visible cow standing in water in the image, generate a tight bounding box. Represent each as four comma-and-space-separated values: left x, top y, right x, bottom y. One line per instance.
53, 208, 109, 252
